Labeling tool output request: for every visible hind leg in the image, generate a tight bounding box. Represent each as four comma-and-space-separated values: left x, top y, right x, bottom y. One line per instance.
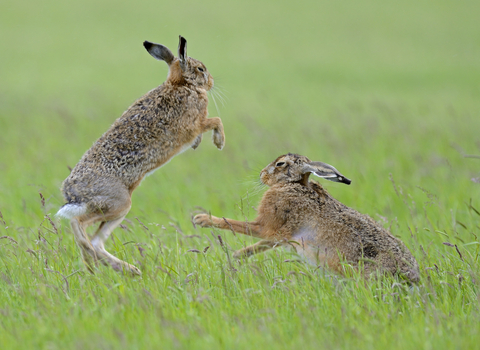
70, 217, 97, 273
72, 182, 139, 275
90, 216, 141, 275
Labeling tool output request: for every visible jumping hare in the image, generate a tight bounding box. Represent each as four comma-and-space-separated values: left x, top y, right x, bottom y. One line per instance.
57, 36, 224, 275
194, 153, 419, 283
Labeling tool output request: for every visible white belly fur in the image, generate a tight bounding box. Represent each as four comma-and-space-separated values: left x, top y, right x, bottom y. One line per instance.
291, 227, 327, 265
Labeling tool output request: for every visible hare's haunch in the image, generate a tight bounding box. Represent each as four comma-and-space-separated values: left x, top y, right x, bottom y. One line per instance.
194, 153, 419, 283
57, 36, 224, 275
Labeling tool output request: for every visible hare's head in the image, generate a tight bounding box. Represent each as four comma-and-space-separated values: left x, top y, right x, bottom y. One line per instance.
143, 36, 214, 90
260, 153, 352, 187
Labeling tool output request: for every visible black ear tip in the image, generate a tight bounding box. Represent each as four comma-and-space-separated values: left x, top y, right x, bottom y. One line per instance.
336, 175, 352, 185
143, 41, 152, 50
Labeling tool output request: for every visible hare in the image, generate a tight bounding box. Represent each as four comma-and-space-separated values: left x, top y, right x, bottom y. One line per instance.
57, 36, 224, 275
194, 153, 420, 283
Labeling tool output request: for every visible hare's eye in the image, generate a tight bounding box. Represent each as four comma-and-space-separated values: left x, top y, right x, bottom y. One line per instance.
197, 67, 205, 72
276, 162, 285, 167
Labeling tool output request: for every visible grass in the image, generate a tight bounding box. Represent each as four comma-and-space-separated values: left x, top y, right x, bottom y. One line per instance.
1, 0, 480, 348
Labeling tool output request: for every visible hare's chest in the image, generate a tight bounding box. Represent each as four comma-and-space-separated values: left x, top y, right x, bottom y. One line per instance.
145, 136, 197, 177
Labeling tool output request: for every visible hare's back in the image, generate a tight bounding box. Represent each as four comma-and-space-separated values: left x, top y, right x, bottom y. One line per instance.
330, 205, 396, 245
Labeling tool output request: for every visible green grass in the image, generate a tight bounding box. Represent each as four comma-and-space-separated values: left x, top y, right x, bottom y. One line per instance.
1, 0, 480, 348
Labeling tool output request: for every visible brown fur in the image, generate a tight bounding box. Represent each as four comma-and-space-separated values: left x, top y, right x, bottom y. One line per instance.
58, 36, 224, 275
194, 153, 420, 283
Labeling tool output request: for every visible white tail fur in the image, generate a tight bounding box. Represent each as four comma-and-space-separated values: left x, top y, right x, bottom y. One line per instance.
56, 203, 87, 219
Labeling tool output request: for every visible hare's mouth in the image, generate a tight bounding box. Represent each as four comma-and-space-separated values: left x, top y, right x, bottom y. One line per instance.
259, 172, 268, 185
206, 76, 214, 91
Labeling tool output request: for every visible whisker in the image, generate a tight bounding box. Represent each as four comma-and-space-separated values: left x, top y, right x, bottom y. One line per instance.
209, 90, 221, 117
216, 88, 229, 106
241, 185, 266, 202
210, 90, 224, 108
213, 91, 225, 107
238, 177, 266, 202
211, 84, 229, 107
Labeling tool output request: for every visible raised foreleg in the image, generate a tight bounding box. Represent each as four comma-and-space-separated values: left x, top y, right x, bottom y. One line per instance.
193, 214, 263, 237
200, 117, 225, 150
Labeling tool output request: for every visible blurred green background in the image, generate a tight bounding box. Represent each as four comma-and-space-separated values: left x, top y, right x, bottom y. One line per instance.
1, 0, 479, 229
1, 0, 480, 348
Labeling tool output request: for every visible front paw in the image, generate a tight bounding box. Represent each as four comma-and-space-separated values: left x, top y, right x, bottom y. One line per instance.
191, 134, 202, 150
193, 213, 216, 228
212, 130, 225, 150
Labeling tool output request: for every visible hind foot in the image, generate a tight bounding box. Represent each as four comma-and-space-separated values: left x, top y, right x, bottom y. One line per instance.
93, 246, 141, 276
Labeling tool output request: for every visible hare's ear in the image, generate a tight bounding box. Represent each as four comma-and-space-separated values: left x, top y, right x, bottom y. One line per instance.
178, 35, 187, 70
143, 41, 174, 65
303, 161, 352, 185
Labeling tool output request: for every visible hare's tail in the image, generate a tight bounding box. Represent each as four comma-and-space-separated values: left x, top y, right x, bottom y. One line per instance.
56, 203, 87, 219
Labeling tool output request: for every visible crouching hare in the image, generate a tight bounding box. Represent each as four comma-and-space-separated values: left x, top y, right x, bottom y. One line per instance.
57, 36, 224, 275
194, 153, 419, 283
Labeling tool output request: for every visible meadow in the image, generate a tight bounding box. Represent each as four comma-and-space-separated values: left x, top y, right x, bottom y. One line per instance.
1, 0, 480, 348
